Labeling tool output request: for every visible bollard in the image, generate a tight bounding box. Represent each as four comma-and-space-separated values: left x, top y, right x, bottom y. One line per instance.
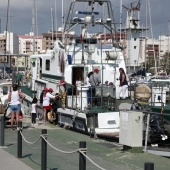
41, 129, 47, 170
0, 116, 5, 146
79, 141, 86, 170
17, 121, 22, 158
144, 162, 154, 170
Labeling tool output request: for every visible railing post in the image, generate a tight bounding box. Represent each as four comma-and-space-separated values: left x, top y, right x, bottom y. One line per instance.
144, 113, 150, 152
0, 116, 5, 147
41, 129, 47, 170
144, 162, 154, 170
79, 141, 86, 170
17, 121, 22, 158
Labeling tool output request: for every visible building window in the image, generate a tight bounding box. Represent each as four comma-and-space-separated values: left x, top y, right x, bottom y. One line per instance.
134, 38, 136, 41
46, 60, 50, 70
134, 46, 137, 49
46, 42, 48, 45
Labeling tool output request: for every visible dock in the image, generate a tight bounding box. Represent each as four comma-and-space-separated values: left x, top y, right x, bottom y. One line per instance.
1, 117, 170, 170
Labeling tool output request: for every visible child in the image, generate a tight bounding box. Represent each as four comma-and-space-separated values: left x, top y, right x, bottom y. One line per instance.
31, 97, 38, 126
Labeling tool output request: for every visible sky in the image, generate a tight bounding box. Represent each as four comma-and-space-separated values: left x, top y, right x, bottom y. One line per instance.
0, 0, 169, 38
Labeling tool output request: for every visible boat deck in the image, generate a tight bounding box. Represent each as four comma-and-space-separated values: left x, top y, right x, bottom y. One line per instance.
1, 116, 170, 170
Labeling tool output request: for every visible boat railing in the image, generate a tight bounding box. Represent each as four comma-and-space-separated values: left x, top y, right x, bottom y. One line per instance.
66, 85, 116, 113
128, 81, 170, 106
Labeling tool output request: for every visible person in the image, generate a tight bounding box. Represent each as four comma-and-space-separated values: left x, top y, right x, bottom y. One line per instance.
119, 68, 128, 99
8, 84, 26, 130
89, 68, 101, 87
75, 76, 82, 95
42, 87, 55, 122
31, 96, 38, 126
51, 93, 62, 124
59, 80, 67, 109
59, 80, 74, 108
86, 71, 93, 105
89, 68, 101, 104
39, 89, 45, 107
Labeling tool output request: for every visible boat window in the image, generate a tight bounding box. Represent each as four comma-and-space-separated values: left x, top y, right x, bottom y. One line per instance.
46, 60, 50, 70
2, 86, 8, 95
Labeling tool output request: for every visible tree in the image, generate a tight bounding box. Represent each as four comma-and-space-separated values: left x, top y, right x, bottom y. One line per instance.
145, 56, 158, 74
160, 52, 170, 74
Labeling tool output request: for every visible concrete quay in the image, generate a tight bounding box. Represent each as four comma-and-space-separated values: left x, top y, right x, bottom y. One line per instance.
0, 117, 170, 170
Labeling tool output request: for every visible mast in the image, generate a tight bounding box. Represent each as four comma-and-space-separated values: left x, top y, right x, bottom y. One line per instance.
51, 5, 54, 46
62, 0, 64, 42
145, 0, 147, 71
120, 0, 122, 42
32, 0, 36, 54
148, 0, 157, 75
4, 0, 10, 78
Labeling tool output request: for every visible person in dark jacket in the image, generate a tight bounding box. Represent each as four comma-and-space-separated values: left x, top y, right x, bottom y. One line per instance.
51, 93, 61, 124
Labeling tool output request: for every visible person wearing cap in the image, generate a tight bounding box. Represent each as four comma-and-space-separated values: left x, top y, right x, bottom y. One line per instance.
86, 71, 93, 105
8, 84, 26, 130
42, 87, 55, 122
89, 68, 101, 86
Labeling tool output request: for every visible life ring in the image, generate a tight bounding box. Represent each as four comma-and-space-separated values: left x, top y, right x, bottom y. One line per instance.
135, 84, 151, 101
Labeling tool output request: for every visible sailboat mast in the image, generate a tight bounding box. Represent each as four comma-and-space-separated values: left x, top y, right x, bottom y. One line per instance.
120, 0, 122, 41
145, 0, 147, 71
32, 0, 36, 54
4, 0, 10, 78
62, 0, 64, 42
51, 5, 54, 46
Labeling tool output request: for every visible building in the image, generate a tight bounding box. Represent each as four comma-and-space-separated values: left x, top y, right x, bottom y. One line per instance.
159, 35, 170, 57
0, 31, 19, 69
0, 31, 19, 54
18, 32, 43, 54
42, 31, 76, 51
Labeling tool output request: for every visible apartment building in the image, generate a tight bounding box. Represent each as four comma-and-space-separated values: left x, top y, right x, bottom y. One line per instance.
42, 31, 75, 51
0, 31, 19, 54
18, 32, 43, 54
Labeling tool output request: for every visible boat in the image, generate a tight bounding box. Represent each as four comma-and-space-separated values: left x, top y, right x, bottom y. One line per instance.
18, 0, 130, 138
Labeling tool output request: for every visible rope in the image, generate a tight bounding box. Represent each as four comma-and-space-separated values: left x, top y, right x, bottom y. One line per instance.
41, 135, 83, 154
79, 150, 106, 170
20, 131, 41, 145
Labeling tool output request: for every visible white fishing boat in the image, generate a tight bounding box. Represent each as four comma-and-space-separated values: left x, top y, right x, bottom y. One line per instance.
19, 0, 129, 137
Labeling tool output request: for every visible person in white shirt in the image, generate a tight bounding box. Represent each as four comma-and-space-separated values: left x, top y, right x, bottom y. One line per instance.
42, 88, 55, 122
8, 84, 26, 130
31, 97, 38, 126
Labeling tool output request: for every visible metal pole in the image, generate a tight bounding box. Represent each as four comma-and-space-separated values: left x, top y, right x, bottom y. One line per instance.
0, 116, 5, 146
41, 129, 47, 170
144, 162, 154, 170
17, 121, 22, 158
144, 113, 150, 152
79, 141, 86, 170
